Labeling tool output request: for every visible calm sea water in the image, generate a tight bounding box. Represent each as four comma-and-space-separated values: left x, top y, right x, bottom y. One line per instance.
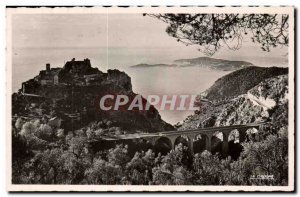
12, 47, 286, 124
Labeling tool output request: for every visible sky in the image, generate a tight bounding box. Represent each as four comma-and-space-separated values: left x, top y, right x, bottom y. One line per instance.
12, 13, 288, 64
12, 14, 191, 49
11, 13, 290, 124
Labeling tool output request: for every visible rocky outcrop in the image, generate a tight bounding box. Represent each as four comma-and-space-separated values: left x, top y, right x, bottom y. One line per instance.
105, 69, 132, 91
179, 72, 288, 131
214, 96, 266, 127
248, 75, 288, 107
13, 59, 174, 134
247, 92, 277, 109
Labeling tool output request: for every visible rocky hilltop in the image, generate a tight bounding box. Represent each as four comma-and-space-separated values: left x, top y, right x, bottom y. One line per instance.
12, 58, 173, 135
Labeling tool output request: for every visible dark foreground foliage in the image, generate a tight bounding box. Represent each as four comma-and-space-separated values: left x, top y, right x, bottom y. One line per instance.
12, 116, 288, 185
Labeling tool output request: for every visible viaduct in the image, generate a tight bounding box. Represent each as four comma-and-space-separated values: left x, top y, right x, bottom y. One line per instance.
99, 123, 264, 157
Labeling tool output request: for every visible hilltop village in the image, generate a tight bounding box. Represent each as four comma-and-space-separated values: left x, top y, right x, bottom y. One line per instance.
13, 58, 173, 136
21, 58, 131, 96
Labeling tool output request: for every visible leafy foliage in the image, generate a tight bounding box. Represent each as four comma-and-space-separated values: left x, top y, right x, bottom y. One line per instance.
152, 144, 193, 185
12, 105, 288, 185
147, 14, 289, 55
241, 128, 288, 185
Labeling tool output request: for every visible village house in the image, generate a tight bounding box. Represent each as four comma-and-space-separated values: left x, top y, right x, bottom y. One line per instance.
83, 73, 103, 85
39, 63, 61, 85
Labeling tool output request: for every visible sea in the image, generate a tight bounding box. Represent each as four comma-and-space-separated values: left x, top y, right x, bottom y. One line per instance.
11, 47, 288, 124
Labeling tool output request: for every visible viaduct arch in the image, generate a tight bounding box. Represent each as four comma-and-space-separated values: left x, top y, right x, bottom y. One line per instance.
96, 123, 263, 158
146, 124, 261, 157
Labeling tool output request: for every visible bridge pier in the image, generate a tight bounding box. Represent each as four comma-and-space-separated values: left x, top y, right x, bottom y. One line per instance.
169, 136, 177, 149
144, 124, 263, 157
189, 140, 194, 155
238, 128, 247, 143
206, 134, 212, 152
222, 131, 230, 157
186, 134, 196, 155
147, 137, 158, 147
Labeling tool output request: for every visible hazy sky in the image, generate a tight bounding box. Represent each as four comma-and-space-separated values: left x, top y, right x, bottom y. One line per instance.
12, 14, 190, 49
11, 13, 289, 123
12, 14, 288, 64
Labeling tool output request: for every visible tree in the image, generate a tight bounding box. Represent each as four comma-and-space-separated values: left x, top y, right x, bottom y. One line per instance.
59, 151, 90, 184
152, 144, 192, 185
126, 150, 156, 184
107, 144, 130, 167
85, 157, 125, 184
11, 129, 33, 184
84, 145, 130, 184
147, 14, 289, 55
15, 117, 24, 130
67, 136, 88, 159
36, 123, 54, 141
25, 148, 65, 184
241, 127, 288, 185
192, 150, 222, 185
20, 122, 36, 137
57, 128, 65, 138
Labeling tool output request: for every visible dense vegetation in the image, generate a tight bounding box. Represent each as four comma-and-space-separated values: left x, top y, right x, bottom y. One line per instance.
12, 101, 288, 185
12, 62, 289, 186
205, 66, 288, 101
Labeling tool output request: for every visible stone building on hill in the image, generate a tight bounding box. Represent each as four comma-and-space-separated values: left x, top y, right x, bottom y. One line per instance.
21, 58, 102, 94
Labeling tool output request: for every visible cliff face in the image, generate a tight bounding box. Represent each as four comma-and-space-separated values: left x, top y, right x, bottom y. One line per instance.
248, 75, 288, 106
13, 59, 173, 134
106, 69, 132, 91
179, 72, 288, 131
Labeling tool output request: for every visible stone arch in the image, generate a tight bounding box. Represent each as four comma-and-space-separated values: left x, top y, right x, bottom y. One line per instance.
228, 129, 240, 143
245, 127, 260, 141
211, 131, 224, 155
174, 135, 191, 150
154, 137, 172, 155
193, 134, 209, 154
227, 129, 244, 160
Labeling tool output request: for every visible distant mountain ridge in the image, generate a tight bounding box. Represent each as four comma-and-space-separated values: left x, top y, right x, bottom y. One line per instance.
130, 63, 177, 68
130, 57, 253, 71
174, 57, 253, 71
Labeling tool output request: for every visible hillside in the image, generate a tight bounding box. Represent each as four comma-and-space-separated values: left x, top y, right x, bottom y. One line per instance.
205, 66, 288, 101
179, 73, 288, 131
175, 57, 253, 71
12, 59, 174, 134
248, 75, 288, 105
